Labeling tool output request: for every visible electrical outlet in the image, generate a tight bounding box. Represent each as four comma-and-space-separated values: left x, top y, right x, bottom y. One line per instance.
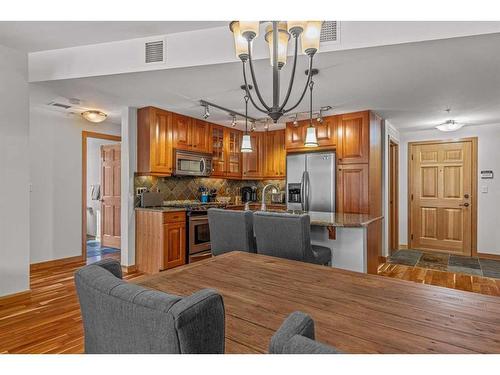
481, 186, 488, 193
136, 187, 147, 195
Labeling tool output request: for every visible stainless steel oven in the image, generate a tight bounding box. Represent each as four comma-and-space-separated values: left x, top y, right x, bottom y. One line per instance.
174, 150, 212, 177
188, 213, 211, 261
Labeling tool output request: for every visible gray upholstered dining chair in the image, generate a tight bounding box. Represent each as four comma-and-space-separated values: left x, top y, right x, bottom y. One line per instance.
269, 311, 340, 354
208, 208, 256, 256
74, 259, 225, 354
253, 211, 332, 266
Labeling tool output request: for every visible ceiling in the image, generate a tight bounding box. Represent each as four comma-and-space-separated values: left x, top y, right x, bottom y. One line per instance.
31, 32, 500, 132
0, 21, 226, 52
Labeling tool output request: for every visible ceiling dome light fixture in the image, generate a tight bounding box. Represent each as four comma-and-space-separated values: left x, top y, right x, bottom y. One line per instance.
240, 95, 253, 153
230, 21, 323, 123
81, 110, 107, 123
436, 109, 464, 132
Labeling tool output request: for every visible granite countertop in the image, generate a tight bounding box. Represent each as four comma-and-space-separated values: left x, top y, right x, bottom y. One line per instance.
304, 211, 383, 227
135, 206, 187, 213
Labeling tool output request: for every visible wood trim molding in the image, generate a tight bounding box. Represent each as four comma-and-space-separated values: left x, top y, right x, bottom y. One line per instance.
0, 290, 31, 305
407, 137, 478, 256
399, 244, 408, 250
477, 253, 500, 261
30, 255, 83, 272
121, 265, 137, 274
82, 131, 121, 260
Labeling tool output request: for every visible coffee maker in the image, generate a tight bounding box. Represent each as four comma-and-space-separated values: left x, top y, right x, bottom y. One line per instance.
241, 186, 257, 203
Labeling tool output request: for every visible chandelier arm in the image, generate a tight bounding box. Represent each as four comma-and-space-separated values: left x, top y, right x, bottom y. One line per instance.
247, 40, 272, 111
242, 61, 269, 114
283, 54, 314, 114
278, 34, 299, 112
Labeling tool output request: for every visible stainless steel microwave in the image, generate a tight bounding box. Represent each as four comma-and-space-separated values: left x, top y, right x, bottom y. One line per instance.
174, 150, 212, 177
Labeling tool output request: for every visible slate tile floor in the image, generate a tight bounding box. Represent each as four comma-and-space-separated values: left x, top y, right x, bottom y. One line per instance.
388, 249, 500, 279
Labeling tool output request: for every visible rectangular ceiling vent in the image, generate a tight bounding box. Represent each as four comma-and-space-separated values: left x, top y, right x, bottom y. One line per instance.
320, 21, 339, 43
48, 101, 72, 110
145, 40, 165, 64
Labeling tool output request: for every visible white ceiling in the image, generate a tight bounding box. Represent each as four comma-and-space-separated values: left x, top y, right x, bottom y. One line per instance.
0, 21, 226, 52
30, 32, 500, 132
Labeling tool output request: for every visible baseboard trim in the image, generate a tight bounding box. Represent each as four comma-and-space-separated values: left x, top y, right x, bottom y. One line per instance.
378, 256, 387, 264
398, 244, 408, 250
0, 290, 31, 305
30, 255, 84, 272
121, 265, 137, 273
477, 253, 500, 261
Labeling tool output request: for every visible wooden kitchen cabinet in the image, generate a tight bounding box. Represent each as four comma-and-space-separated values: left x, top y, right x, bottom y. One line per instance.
242, 132, 264, 179
285, 117, 336, 152
263, 130, 286, 178
191, 119, 211, 153
285, 121, 306, 150
172, 114, 210, 153
211, 125, 226, 177
225, 128, 242, 178
337, 111, 369, 164
336, 163, 369, 214
137, 106, 173, 176
136, 210, 186, 274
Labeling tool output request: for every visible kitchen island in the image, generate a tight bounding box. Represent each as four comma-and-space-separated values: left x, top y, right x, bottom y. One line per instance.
227, 205, 383, 274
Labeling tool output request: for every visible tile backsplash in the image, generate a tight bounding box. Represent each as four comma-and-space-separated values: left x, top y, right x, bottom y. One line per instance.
135, 175, 285, 204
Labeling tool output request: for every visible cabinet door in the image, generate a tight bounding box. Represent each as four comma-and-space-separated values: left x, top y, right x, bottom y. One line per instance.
285, 121, 306, 150
242, 132, 263, 179
316, 115, 337, 147
162, 221, 186, 269
172, 113, 192, 151
263, 131, 277, 177
191, 119, 210, 153
337, 111, 369, 164
225, 128, 242, 178
337, 163, 369, 214
274, 130, 286, 177
211, 125, 225, 176
150, 110, 173, 174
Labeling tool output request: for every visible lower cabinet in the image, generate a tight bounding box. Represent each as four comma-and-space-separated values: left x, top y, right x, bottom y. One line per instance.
136, 210, 186, 274
336, 163, 369, 214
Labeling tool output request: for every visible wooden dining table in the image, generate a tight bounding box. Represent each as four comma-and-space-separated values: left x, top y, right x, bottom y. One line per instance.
136, 251, 500, 354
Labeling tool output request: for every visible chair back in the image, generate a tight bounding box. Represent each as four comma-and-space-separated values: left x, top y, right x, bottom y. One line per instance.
253, 211, 313, 262
75, 259, 225, 354
208, 208, 255, 256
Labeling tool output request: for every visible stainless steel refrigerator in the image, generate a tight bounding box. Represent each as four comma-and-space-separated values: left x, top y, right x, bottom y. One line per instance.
286, 152, 335, 212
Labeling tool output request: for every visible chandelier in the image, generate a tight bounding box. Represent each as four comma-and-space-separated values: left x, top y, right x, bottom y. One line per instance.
229, 21, 323, 124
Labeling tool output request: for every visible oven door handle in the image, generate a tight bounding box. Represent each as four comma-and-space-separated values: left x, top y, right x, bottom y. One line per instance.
189, 216, 208, 221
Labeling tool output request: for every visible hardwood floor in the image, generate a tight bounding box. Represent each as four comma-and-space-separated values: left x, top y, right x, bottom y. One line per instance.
0, 257, 142, 354
378, 263, 500, 297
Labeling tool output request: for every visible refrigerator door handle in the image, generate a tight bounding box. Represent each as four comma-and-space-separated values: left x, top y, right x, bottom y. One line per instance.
304, 171, 310, 212
300, 171, 306, 211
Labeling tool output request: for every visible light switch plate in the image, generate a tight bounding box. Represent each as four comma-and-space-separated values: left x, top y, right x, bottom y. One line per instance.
481, 186, 488, 193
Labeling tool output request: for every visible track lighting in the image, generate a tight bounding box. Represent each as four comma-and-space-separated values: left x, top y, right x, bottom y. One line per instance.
231, 114, 237, 127
202, 104, 210, 119
293, 114, 299, 127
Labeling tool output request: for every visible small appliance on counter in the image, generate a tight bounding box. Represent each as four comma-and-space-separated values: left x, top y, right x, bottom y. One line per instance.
271, 191, 286, 204
241, 186, 258, 203
140, 191, 163, 208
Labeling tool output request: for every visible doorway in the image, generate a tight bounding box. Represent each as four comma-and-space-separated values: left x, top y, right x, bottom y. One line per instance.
388, 139, 399, 254
82, 131, 121, 264
408, 138, 477, 256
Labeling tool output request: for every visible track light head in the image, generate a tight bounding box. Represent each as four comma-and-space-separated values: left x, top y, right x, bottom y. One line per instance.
202, 104, 210, 119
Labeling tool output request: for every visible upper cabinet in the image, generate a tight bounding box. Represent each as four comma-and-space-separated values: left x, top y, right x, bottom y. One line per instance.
285, 116, 336, 152
337, 111, 369, 164
172, 114, 210, 153
209, 125, 242, 179
211, 125, 226, 177
242, 132, 264, 179
264, 130, 286, 178
225, 128, 242, 178
137, 107, 174, 176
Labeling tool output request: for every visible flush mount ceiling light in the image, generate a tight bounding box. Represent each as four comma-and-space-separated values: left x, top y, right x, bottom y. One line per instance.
81, 110, 107, 123
230, 21, 323, 123
436, 109, 464, 132
240, 95, 253, 153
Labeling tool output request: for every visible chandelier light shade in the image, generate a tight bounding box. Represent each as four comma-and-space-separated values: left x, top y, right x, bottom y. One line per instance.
81, 110, 107, 123
230, 20, 323, 123
265, 22, 290, 68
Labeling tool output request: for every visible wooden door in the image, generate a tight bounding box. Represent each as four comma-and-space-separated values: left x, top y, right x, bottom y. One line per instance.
285, 121, 306, 150
150, 110, 173, 174
172, 113, 192, 150
410, 141, 473, 255
191, 119, 210, 153
389, 141, 399, 253
337, 111, 369, 164
242, 132, 263, 179
101, 144, 121, 249
225, 128, 242, 178
211, 125, 225, 176
162, 221, 186, 270
337, 163, 369, 214
315, 115, 337, 147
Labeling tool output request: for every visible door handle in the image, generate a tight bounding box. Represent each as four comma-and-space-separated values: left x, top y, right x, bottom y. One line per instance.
459, 203, 470, 207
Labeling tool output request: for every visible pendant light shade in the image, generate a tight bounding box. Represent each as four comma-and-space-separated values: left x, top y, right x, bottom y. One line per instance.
304, 126, 318, 147
301, 21, 322, 55
229, 21, 249, 60
265, 22, 289, 69
239, 21, 260, 40
241, 134, 253, 152
287, 21, 307, 36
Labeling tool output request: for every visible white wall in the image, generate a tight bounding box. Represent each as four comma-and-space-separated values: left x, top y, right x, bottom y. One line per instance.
0, 45, 30, 297
29, 103, 120, 264
86, 138, 119, 237
399, 123, 500, 255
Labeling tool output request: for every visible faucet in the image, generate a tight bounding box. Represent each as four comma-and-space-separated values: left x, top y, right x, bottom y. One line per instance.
261, 184, 279, 211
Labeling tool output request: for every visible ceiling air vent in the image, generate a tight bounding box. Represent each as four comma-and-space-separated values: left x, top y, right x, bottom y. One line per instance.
48, 101, 72, 110
320, 21, 339, 43
145, 40, 165, 64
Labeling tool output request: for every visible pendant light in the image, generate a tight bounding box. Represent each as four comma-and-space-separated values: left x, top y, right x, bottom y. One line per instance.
304, 80, 319, 147
241, 95, 253, 153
